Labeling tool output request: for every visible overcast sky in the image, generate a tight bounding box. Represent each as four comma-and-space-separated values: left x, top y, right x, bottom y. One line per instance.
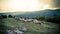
0, 0, 60, 12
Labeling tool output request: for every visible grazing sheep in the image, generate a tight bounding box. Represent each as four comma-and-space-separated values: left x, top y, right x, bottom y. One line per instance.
35, 21, 41, 24
19, 18, 25, 21
19, 19, 34, 22
33, 20, 42, 24
33, 19, 45, 24
23, 20, 28, 22
15, 18, 45, 25
26, 19, 34, 22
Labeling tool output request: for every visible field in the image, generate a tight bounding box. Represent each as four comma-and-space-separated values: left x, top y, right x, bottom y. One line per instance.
0, 18, 59, 34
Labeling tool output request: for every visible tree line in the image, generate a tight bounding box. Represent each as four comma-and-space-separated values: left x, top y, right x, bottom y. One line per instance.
0, 14, 60, 23
35, 14, 60, 24
0, 14, 15, 19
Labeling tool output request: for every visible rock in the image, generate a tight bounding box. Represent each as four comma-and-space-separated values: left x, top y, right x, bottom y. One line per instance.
19, 26, 27, 32
6, 30, 14, 34
14, 30, 24, 34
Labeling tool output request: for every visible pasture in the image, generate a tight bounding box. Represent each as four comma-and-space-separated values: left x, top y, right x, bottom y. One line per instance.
0, 18, 59, 34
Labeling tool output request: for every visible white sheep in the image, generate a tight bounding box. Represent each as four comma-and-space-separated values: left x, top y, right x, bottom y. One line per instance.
19, 19, 33, 22
33, 20, 42, 24
26, 19, 34, 22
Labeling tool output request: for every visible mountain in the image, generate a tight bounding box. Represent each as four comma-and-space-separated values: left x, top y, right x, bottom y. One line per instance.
15, 9, 60, 18
0, 9, 60, 18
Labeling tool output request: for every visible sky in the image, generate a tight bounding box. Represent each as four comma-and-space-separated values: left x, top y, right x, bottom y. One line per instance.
0, 0, 60, 12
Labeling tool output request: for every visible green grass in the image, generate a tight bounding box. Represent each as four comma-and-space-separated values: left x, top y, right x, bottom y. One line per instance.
0, 18, 58, 34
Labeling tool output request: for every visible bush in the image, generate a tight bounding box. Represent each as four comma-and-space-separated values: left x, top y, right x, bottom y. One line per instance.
35, 16, 45, 21
0, 15, 7, 19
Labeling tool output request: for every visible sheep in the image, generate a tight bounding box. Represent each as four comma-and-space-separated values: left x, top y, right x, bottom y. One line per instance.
34, 21, 41, 24
19, 18, 25, 21
19, 19, 34, 22
33, 19, 42, 25
25, 19, 34, 22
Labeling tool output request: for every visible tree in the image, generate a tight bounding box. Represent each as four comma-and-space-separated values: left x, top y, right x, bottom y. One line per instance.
8, 15, 13, 18
0, 15, 7, 19
47, 14, 60, 23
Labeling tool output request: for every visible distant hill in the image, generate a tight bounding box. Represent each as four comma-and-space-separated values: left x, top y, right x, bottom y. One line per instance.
15, 9, 60, 18
0, 9, 60, 18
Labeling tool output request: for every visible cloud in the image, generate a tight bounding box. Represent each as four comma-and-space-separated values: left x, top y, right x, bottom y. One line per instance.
53, 0, 60, 7
49, 0, 60, 8
0, 0, 60, 12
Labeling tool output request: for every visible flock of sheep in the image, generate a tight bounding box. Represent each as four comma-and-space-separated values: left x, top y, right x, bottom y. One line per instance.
5, 18, 45, 34
15, 18, 45, 25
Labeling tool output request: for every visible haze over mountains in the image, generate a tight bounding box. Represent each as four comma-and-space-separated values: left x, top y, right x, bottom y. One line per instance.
0, 9, 60, 18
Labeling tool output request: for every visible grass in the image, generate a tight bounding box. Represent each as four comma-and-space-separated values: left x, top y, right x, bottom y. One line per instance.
0, 18, 59, 34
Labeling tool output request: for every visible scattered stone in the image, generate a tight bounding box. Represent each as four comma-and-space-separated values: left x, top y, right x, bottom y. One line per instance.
14, 30, 23, 34
19, 25, 27, 32
6, 30, 14, 34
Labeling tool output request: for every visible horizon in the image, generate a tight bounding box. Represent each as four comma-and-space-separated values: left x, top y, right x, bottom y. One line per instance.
0, 9, 60, 13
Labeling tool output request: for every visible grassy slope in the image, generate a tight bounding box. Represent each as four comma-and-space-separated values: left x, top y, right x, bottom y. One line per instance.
0, 18, 58, 34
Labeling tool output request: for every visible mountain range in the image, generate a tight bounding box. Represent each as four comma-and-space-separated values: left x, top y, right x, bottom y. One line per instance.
0, 9, 60, 18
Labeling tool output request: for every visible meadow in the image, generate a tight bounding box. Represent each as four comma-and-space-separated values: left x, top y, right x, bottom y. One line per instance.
0, 18, 59, 34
